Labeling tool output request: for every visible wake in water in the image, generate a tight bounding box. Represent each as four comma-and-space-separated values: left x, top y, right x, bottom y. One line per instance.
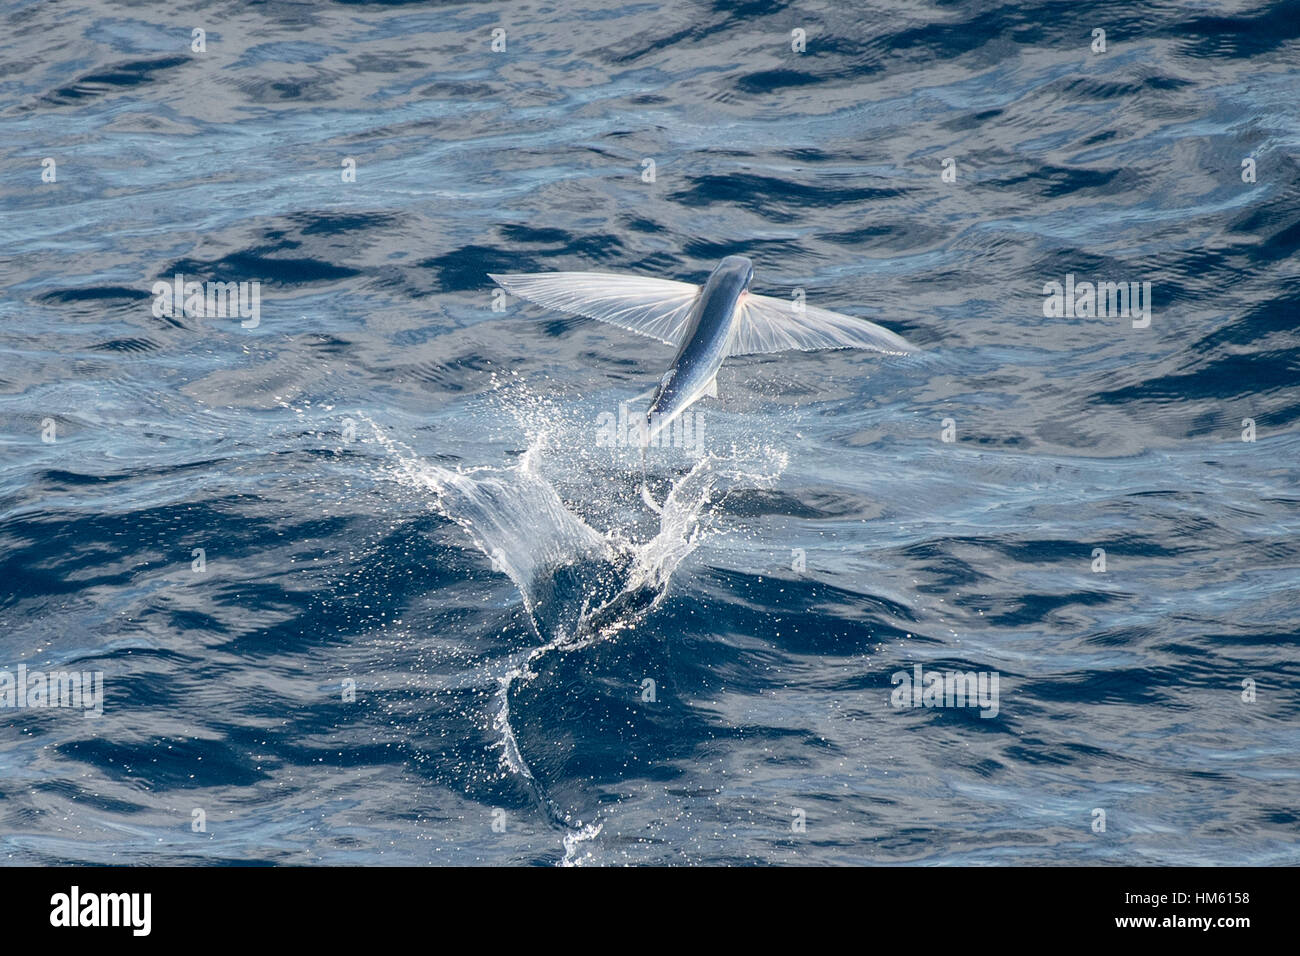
359, 403, 785, 858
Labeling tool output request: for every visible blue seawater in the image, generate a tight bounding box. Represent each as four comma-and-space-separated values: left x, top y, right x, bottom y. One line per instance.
0, 0, 1297, 865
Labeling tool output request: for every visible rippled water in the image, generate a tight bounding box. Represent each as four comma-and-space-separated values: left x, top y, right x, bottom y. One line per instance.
1, 0, 1297, 865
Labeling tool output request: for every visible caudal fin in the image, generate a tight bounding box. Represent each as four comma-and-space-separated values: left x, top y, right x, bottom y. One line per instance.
638, 445, 663, 514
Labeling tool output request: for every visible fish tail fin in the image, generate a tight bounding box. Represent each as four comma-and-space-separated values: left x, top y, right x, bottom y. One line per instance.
638, 446, 663, 514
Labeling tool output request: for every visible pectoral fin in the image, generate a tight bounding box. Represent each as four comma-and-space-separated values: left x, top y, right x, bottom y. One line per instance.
489, 272, 700, 346
730, 293, 919, 356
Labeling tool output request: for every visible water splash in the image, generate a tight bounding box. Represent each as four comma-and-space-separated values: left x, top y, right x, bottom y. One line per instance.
360, 409, 785, 859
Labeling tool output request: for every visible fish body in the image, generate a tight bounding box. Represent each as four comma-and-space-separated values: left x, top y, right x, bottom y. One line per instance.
645, 255, 753, 442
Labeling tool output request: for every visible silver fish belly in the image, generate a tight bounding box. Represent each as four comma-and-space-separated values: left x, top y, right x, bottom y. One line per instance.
645, 256, 753, 443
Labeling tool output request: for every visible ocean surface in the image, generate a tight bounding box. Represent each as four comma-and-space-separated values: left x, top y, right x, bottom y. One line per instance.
0, 0, 1297, 866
